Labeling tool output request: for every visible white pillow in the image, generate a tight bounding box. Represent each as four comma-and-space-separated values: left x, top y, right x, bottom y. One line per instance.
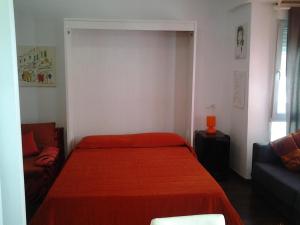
150, 214, 225, 225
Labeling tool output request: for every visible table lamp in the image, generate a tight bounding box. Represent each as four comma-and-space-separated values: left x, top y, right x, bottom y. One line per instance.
206, 115, 216, 134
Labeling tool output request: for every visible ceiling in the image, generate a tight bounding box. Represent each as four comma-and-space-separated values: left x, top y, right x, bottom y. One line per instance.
14, 0, 298, 20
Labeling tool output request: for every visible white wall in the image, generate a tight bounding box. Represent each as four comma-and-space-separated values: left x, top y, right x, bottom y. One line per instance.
15, 12, 66, 126
227, 1, 277, 178
227, 2, 252, 178
14, 0, 233, 134
0, 184, 2, 225
14, 0, 278, 178
246, 2, 277, 177
0, 0, 27, 224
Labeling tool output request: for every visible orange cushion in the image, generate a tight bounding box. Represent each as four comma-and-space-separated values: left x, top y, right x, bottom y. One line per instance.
271, 135, 300, 171
22, 132, 39, 157
281, 149, 300, 171
271, 135, 298, 156
21, 123, 56, 149
77, 133, 187, 149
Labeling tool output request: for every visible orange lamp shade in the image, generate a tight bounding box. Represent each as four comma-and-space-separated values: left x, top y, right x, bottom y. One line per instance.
206, 115, 216, 134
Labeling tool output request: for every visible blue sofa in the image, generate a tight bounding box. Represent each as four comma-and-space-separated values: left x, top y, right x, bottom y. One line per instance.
252, 143, 300, 225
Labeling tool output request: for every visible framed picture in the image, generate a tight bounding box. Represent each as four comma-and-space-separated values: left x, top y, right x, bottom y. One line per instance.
17, 46, 56, 87
235, 24, 247, 59
233, 71, 247, 109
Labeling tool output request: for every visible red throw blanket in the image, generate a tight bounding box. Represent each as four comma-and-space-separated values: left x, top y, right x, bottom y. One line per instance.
30, 133, 243, 225
35, 147, 59, 167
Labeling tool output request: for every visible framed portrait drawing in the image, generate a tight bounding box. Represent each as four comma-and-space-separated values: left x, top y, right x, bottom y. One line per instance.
235, 24, 247, 59
17, 46, 56, 87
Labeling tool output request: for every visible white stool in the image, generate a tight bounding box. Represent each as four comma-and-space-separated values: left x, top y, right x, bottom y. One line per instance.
150, 214, 225, 225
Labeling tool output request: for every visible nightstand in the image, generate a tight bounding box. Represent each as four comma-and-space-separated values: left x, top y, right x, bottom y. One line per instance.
194, 130, 230, 180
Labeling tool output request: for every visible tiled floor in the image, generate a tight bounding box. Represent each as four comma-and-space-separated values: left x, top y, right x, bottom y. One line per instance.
219, 172, 290, 225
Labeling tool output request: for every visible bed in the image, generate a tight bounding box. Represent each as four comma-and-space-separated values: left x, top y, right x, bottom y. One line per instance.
30, 133, 243, 225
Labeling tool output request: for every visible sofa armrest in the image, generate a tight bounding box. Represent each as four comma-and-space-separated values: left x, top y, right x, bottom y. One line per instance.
252, 143, 281, 165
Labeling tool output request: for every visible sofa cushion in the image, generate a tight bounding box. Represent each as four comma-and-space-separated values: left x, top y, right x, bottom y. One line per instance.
294, 194, 300, 213
293, 193, 300, 225
23, 156, 44, 177
22, 131, 39, 157
271, 135, 300, 171
281, 149, 300, 171
35, 147, 59, 167
271, 135, 298, 156
252, 162, 300, 207
21, 122, 56, 149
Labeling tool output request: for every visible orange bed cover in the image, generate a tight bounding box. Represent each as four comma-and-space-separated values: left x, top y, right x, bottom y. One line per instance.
30, 133, 243, 225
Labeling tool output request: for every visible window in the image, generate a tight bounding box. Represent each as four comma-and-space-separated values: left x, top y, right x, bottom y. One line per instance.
271, 20, 288, 141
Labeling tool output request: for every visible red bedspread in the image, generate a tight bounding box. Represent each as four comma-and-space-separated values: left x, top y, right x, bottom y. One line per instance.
30, 134, 242, 225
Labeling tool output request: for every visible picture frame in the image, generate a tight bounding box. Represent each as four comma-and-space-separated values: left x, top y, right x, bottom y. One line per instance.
17, 46, 56, 87
235, 24, 247, 59
233, 71, 247, 109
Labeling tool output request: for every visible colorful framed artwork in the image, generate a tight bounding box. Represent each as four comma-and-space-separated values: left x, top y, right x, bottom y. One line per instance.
17, 46, 56, 87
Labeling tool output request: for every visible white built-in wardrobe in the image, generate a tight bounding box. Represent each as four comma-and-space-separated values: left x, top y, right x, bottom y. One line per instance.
64, 19, 197, 151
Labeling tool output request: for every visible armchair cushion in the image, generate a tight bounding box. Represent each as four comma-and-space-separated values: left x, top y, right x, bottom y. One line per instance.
21, 122, 56, 149
22, 131, 39, 157
22, 124, 64, 213
35, 147, 59, 167
23, 156, 44, 177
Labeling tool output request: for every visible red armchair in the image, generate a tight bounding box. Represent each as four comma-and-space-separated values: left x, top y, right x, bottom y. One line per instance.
21, 122, 64, 218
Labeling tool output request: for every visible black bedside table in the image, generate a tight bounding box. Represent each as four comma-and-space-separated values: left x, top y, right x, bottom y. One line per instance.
194, 130, 230, 180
